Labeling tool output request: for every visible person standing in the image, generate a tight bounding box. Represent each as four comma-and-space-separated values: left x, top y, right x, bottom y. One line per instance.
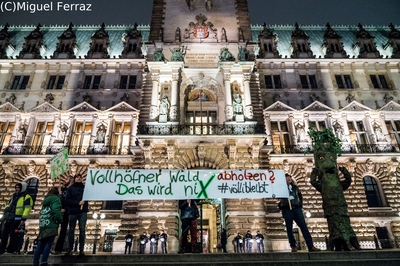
53, 177, 73, 254
221, 228, 228, 253
255, 230, 265, 253
33, 187, 63, 266
245, 230, 253, 253
138, 232, 148, 254
0, 182, 33, 255
234, 233, 244, 253
160, 230, 168, 254
279, 173, 320, 252
149, 231, 158, 254
124, 231, 134, 254
64, 174, 88, 256
178, 199, 199, 254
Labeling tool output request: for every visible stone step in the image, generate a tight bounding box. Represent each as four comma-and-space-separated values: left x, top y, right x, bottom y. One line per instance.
1, 250, 400, 266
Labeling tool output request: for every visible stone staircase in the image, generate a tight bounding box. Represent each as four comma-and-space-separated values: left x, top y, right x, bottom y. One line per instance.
1, 250, 400, 266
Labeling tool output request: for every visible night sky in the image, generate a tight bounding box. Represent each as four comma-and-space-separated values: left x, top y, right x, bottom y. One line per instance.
0, 0, 399, 26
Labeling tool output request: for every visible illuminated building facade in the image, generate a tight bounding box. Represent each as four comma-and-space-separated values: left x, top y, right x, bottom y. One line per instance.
0, 0, 399, 252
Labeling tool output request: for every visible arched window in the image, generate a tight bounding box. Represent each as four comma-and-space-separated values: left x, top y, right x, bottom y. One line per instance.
362, 176, 383, 207
25, 177, 39, 209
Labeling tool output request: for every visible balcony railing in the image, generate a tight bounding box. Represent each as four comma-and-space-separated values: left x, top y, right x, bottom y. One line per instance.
137, 124, 266, 135
268, 144, 400, 155
2, 144, 136, 156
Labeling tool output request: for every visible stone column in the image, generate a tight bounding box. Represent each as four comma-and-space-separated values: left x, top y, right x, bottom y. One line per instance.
264, 115, 272, 145
130, 113, 139, 148
170, 74, 179, 121
243, 73, 253, 119
224, 73, 233, 121
149, 74, 160, 120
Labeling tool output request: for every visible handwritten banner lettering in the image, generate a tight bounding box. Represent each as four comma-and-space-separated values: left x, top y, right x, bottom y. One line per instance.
83, 169, 289, 200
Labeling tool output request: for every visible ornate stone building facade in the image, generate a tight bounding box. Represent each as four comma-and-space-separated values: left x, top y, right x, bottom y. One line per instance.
0, 0, 399, 253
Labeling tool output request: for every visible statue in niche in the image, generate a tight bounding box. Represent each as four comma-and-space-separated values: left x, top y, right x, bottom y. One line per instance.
55, 124, 68, 143
333, 123, 346, 142
219, 47, 235, 61
232, 94, 243, 114
16, 124, 27, 143
205, 0, 213, 11
295, 122, 307, 142
221, 28, 227, 42
309, 128, 360, 251
170, 48, 184, 61
373, 125, 386, 142
159, 95, 170, 115
153, 48, 165, 62
237, 46, 249, 61
95, 124, 106, 143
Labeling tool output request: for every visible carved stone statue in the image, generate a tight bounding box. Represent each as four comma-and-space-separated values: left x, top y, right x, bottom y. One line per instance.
16, 124, 27, 143
345, 93, 355, 103
309, 128, 360, 251
219, 47, 235, 61
170, 48, 184, 61
205, 0, 213, 11
159, 95, 170, 115
237, 46, 249, 61
95, 124, 106, 143
233, 94, 243, 114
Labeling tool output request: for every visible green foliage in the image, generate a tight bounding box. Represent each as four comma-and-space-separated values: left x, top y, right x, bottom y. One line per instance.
308, 128, 342, 156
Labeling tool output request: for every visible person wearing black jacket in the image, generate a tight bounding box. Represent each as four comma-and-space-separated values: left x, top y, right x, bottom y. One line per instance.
64, 174, 89, 256
124, 232, 134, 254
54, 177, 73, 254
138, 232, 148, 254
255, 230, 265, 253
221, 228, 228, 253
279, 173, 320, 253
178, 199, 199, 253
244, 230, 253, 253
149, 231, 158, 254
160, 230, 168, 254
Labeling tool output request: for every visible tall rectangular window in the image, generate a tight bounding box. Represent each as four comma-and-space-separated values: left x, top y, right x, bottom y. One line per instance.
300, 74, 318, 89
309, 120, 326, 131
110, 121, 131, 155
32, 121, 54, 154
47, 75, 65, 90
370, 74, 388, 89
0, 121, 15, 154
270, 121, 291, 154
119, 75, 137, 89
83, 75, 101, 89
335, 75, 353, 89
386, 120, 400, 151
71, 121, 93, 154
348, 120, 370, 153
11, 75, 29, 90
265, 75, 282, 89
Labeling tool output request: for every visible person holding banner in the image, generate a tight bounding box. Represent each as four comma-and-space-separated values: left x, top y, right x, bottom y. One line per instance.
178, 199, 199, 254
278, 173, 320, 252
64, 174, 88, 256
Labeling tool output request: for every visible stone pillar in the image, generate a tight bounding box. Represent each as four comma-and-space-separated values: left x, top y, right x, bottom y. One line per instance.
264, 115, 272, 145
170, 74, 179, 121
150, 74, 160, 120
224, 73, 233, 121
243, 73, 253, 119
130, 113, 139, 147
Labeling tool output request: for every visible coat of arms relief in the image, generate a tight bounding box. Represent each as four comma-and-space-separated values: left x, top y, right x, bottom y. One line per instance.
184, 14, 218, 41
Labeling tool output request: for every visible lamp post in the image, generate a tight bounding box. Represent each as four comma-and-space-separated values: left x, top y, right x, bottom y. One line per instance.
92, 213, 105, 254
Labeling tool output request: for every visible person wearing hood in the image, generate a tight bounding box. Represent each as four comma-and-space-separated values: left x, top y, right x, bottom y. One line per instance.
0, 182, 33, 255
33, 187, 63, 266
64, 174, 89, 256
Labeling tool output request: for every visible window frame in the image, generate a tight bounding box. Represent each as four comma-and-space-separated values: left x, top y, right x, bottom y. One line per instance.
11, 75, 30, 90
335, 74, 354, 89
299, 74, 318, 89
264, 74, 282, 89
363, 175, 384, 208
47, 75, 66, 90
119, 74, 137, 89
32, 121, 55, 154
83, 74, 102, 90
369, 74, 389, 89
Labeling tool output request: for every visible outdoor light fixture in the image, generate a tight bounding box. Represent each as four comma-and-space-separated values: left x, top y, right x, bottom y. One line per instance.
92, 213, 106, 254
306, 211, 311, 218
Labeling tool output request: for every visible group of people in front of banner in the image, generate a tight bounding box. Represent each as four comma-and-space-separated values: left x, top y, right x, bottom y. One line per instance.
0, 174, 88, 266
0, 172, 319, 264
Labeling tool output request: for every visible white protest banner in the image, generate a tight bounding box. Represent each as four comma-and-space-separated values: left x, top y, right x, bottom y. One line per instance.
49, 149, 69, 179
83, 169, 289, 200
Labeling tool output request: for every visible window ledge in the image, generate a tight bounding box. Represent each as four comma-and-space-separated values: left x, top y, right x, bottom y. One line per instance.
368, 207, 392, 212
